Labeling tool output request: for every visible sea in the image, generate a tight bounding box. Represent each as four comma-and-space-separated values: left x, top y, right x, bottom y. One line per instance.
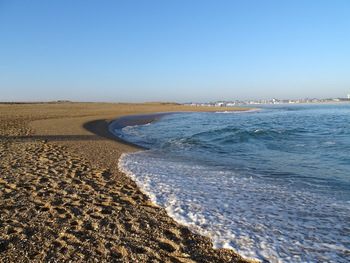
112, 103, 350, 263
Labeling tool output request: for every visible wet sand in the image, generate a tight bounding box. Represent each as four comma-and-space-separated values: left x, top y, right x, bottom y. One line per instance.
0, 102, 256, 263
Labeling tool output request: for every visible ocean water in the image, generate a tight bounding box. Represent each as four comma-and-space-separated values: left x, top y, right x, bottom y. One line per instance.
113, 103, 350, 263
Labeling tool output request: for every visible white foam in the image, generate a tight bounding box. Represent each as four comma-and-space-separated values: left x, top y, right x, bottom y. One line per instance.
119, 151, 350, 263
324, 141, 336, 146
216, 109, 262, 114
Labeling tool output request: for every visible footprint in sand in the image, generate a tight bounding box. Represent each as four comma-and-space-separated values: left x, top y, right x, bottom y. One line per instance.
54, 206, 73, 220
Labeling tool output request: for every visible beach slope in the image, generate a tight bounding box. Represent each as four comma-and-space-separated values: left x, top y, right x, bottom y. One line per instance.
0, 102, 255, 263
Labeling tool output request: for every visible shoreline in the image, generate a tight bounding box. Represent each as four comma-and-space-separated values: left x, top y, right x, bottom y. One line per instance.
110, 112, 173, 130
108, 112, 178, 150
0, 102, 256, 262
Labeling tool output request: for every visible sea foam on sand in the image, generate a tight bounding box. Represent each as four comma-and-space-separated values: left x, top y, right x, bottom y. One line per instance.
119, 150, 350, 263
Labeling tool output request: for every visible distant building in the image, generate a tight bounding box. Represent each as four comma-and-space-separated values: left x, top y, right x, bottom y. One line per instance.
348, 94, 350, 99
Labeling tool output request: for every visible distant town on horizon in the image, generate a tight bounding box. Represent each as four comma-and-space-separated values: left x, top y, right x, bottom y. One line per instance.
185, 94, 350, 107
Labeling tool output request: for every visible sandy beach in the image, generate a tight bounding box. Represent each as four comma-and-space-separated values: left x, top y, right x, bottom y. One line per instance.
0, 102, 255, 263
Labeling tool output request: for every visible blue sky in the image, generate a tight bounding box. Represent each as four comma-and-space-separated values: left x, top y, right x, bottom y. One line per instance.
1, 0, 349, 103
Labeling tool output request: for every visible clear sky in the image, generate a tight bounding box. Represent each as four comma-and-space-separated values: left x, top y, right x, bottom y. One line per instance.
1, 0, 349, 103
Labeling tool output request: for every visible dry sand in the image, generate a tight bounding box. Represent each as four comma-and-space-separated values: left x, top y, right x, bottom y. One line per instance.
0, 102, 256, 263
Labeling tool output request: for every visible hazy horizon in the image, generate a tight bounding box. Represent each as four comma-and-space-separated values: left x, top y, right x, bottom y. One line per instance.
1, 1, 349, 103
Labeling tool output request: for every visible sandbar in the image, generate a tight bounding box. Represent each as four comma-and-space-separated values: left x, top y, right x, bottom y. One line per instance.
0, 102, 256, 262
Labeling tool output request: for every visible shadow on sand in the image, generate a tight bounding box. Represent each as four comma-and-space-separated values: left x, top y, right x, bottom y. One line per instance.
0, 119, 145, 149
